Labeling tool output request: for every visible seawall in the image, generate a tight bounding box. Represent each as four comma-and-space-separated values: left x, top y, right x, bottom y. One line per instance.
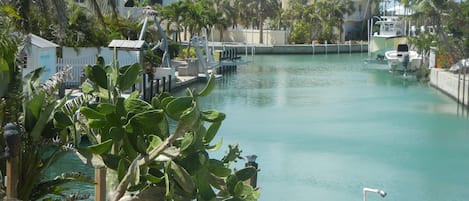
430, 68, 469, 106
197, 43, 369, 54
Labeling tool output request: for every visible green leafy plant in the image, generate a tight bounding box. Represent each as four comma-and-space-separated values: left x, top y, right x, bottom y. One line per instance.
0, 21, 91, 199
77, 56, 259, 201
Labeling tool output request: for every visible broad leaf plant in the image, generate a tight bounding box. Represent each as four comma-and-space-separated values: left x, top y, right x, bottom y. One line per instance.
77, 55, 260, 201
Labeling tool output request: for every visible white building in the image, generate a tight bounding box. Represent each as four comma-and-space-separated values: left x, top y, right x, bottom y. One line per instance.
24, 34, 59, 82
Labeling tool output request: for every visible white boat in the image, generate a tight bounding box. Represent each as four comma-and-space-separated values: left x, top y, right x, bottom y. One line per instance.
369, 16, 408, 61
385, 44, 422, 74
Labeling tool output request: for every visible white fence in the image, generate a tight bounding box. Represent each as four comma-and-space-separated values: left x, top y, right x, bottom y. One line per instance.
57, 55, 139, 88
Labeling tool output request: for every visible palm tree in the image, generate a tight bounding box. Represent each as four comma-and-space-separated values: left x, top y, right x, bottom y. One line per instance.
159, 1, 187, 41
314, 0, 354, 43
237, 0, 280, 44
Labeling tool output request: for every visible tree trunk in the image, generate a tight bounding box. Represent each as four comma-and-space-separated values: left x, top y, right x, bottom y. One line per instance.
259, 16, 264, 44
219, 29, 224, 42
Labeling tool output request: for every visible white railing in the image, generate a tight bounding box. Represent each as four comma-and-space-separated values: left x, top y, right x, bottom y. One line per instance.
57, 55, 139, 88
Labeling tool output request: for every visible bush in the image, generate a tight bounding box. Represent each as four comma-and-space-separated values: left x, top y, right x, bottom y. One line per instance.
289, 20, 310, 44
168, 41, 180, 59
178, 47, 197, 58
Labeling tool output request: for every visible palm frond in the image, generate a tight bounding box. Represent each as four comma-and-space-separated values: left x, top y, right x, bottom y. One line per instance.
38, 66, 72, 95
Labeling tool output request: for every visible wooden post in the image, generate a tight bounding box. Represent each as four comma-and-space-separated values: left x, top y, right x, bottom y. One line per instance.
95, 167, 107, 201
5, 152, 18, 200
4, 123, 20, 200
244, 155, 258, 188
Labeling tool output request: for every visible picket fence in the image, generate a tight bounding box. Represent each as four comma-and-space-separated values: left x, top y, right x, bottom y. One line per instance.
57, 55, 139, 88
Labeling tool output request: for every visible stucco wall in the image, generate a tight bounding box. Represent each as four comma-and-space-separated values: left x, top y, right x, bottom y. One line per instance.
430, 68, 469, 105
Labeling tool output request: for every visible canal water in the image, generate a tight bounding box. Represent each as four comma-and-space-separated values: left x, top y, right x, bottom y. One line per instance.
51, 54, 469, 201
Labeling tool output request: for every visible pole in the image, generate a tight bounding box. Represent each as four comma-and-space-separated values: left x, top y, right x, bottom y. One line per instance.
5, 153, 18, 200
4, 123, 20, 200
95, 167, 106, 201
244, 155, 258, 188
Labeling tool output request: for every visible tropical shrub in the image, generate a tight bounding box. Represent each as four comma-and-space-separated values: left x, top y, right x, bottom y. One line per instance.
289, 20, 310, 44
76, 56, 259, 201
0, 15, 91, 199
179, 47, 197, 59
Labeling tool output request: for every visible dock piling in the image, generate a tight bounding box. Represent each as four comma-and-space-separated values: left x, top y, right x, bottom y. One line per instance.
244, 155, 259, 188
162, 76, 166, 92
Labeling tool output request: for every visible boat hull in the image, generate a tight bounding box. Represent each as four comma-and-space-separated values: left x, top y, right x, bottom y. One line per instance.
385, 50, 422, 73
369, 36, 408, 57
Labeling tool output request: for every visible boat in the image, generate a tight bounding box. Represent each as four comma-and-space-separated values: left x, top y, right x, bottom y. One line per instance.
368, 16, 408, 61
385, 44, 422, 74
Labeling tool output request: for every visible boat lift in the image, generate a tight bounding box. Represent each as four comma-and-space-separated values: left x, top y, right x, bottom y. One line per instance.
190, 35, 220, 79
190, 35, 250, 79
139, 8, 172, 69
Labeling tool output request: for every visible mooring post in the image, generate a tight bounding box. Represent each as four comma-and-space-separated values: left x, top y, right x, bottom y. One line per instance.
150, 79, 154, 99
168, 75, 172, 92
142, 73, 147, 101
244, 155, 259, 188
4, 123, 20, 200
156, 79, 160, 94
95, 167, 106, 201
162, 76, 166, 92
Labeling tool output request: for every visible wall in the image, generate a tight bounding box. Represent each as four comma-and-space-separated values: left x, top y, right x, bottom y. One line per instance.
25, 46, 57, 82
430, 68, 469, 106
211, 29, 289, 45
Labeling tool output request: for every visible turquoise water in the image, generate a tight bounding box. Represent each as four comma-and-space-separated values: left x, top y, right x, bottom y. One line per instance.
51, 54, 469, 201
194, 54, 469, 201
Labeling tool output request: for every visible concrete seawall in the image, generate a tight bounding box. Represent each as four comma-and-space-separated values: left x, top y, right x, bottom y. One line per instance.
206, 43, 369, 54
430, 68, 469, 105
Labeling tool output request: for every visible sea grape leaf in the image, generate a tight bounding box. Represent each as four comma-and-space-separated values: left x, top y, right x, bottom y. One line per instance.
88, 139, 113, 154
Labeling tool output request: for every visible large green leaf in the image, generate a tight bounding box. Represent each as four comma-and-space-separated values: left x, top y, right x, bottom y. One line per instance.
88, 139, 113, 154
0, 58, 8, 71
226, 175, 239, 195
180, 133, 194, 151
235, 167, 257, 181
205, 121, 222, 144
101, 154, 122, 170
145, 174, 163, 184
196, 170, 216, 201
170, 161, 195, 194
147, 135, 163, 152
80, 106, 105, 119
84, 64, 94, 80
208, 159, 231, 177
53, 111, 73, 128
81, 81, 95, 94
124, 98, 153, 114
88, 118, 108, 128
179, 151, 209, 174
126, 132, 147, 154
117, 159, 130, 181
24, 91, 45, 132
91, 64, 108, 89
96, 103, 115, 115
109, 127, 125, 141
115, 97, 127, 117
126, 109, 164, 134
165, 96, 194, 121
198, 73, 216, 97
201, 110, 226, 122
207, 138, 223, 152
30, 101, 56, 141
119, 63, 141, 91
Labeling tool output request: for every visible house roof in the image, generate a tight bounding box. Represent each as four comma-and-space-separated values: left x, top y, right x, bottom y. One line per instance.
108, 40, 147, 51
29, 34, 59, 48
